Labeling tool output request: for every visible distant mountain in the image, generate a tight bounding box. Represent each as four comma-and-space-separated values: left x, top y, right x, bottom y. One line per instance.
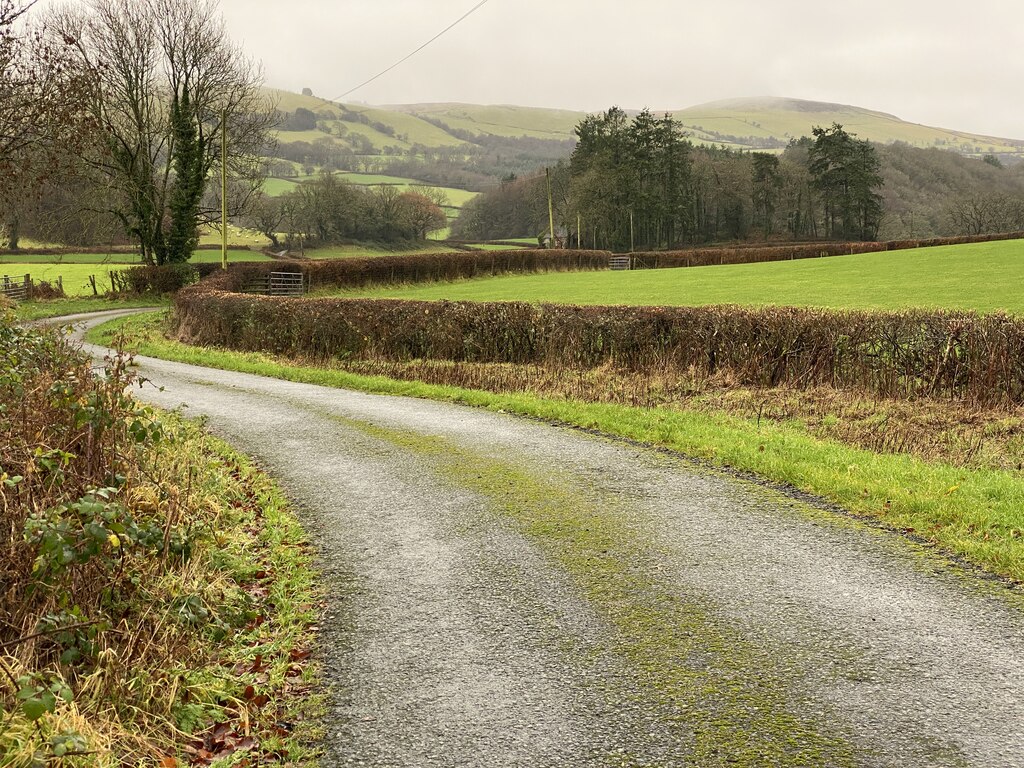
670, 97, 1024, 157
267, 88, 1024, 162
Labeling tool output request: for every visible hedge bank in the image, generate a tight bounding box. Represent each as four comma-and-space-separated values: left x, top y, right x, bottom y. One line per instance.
173, 289, 1024, 406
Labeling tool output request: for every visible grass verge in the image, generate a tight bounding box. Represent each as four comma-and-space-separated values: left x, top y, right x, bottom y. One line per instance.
1, 314, 321, 765
87, 311, 1024, 586
2, 413, 323, 766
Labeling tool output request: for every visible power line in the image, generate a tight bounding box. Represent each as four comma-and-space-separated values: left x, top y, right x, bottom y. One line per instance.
330, 0, 494, 103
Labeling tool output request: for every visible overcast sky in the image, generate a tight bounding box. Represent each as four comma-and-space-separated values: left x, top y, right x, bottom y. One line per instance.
182, 0, 1024, 138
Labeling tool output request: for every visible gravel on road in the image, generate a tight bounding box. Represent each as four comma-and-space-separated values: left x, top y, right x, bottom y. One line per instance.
62, 311, 1024, 768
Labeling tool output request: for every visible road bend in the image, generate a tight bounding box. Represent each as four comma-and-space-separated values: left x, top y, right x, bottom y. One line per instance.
59, 310, 1024, 768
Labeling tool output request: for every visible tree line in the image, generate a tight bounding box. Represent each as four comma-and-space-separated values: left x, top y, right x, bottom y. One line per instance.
456, 108, 883, 249
455, 107, 1024, 247
245, 174, 448, 250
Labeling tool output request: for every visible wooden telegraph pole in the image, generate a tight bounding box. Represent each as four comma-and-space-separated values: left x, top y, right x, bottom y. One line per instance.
221, 109, 228, 270
546, 167, 556, 248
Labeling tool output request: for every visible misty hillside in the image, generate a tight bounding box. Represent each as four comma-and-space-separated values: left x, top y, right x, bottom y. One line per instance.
267, 88, 1024, 164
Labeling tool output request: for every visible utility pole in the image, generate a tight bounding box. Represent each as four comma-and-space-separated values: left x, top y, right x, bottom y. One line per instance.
546, 166, 556, 248
577, 213, 582, 249
629, 209, 635, 253
221, 109, 228, 271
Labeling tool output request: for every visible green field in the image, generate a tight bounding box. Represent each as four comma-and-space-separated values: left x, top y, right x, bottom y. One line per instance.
0, 252, 142, 264
198, 226, 269, 248
1, 263, 128, 295
356, 240, 1024, 314
0, 249, 268, 265
265, 171, 477, 213
263, 177, 299, 196
305, 243, 454, 260
2, 250, 270, 295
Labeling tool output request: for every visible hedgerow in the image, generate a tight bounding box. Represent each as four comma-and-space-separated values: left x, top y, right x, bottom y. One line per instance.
172, 291, 1024, 407
197, 248, 613, 295
631, 232, 1024, 269
171, 236, 1024, 407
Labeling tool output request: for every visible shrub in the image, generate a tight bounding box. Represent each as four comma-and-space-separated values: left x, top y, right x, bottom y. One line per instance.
25, 280, 65, 301
112, 263, 201, 295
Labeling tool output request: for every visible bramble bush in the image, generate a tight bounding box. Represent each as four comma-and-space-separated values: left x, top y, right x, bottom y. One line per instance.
0, 315, 252, 764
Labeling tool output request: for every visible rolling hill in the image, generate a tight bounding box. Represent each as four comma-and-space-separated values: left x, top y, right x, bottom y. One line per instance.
267, 88, 1024, 161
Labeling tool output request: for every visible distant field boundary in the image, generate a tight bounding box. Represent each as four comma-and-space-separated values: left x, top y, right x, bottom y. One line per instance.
171, 232, 1024, 299
631, 231, 1024, 270
185, 249, 613, 294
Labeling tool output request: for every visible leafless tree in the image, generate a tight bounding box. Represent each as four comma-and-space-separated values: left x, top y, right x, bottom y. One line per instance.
945, 193, 1024, 236
244, 192, 284, 250
49, 0, 277, 264
0, 0, 94, 247
400, 191, 447, 240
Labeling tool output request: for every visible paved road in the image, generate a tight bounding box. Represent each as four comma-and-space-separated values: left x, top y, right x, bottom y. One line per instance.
67, 311, 1024, 767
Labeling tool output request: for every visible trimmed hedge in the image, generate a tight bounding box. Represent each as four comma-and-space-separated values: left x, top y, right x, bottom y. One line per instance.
173, 290, 1024, 406
172, 238, 1024, 405
631, 232, 1024, 269
112, 264, 198, 295
197, 249, 613, 294
193, 235, 1024, 298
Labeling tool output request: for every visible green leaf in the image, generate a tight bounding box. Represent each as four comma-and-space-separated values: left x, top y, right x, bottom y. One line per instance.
22, 696, 50, 721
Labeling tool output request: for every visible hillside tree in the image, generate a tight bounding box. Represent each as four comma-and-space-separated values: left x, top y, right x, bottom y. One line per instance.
809, 123, 883, 240
49, 0, 276, 264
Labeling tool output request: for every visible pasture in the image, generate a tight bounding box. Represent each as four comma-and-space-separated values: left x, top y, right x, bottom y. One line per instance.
357, 240, 1024, 314
1, 263, 128, 296
0, 250, 271, 295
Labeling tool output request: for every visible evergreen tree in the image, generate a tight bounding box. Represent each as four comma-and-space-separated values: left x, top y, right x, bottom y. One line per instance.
809, 123, 883, 240
165, 89, 206, 264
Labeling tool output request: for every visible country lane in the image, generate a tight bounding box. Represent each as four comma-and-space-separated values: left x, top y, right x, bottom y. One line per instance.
57, 310, 1024, 768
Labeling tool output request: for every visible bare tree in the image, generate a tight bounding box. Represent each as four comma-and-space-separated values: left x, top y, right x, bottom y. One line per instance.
944, 193, 1024, 236
0, 1, 93, 247
50, 0, 276, 264
244, 192, 284, 250
400, 192, 447, 240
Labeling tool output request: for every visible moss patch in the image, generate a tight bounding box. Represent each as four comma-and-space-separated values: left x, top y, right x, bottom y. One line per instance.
339, 418, 855, 767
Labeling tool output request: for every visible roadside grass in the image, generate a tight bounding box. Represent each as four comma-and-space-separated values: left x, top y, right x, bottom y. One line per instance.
0, 318, 321, 765
89, 311, 1024, 586
355, 239, 1024, 314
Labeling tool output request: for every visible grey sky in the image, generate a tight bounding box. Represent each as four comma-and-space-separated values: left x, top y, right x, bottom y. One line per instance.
186, 0, 1024, 138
